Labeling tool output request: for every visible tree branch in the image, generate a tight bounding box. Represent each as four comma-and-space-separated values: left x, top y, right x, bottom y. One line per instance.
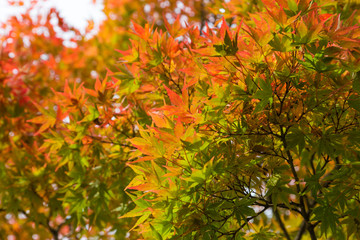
294, 220, 306, 240
273, 208, 291, 240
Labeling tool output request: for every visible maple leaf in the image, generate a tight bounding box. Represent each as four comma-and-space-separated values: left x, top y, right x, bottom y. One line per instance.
164, 14, 188, 38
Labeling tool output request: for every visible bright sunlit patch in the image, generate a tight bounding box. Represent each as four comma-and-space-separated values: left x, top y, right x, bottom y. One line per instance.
63, 116, 70, 124
43, 0, 106, 34
0, 0, 106, 35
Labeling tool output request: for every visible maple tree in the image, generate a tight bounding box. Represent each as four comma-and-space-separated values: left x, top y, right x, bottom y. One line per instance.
1, 0, 360, 239
0, 0, 137, 238
0, 0, 218, 239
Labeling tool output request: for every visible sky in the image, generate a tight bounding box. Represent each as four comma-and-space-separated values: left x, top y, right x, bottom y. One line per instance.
0, 0, 106, 33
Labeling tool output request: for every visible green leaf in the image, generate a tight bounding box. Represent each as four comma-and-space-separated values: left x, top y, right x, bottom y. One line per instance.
214, 31, 238, 56
234, 198, 256, 224
312, 203, 339, 236
129, 211, 151, 231
150, 224, 164, 240
269, 34, 291, 52
304, 169, 325, 198
287, 0, 298, 12
253, 79, 272, 113
286, 128, 305, 154
81, 105, 99, 122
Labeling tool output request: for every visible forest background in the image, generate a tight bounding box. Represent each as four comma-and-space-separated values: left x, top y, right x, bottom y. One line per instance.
1, 0, 360, 239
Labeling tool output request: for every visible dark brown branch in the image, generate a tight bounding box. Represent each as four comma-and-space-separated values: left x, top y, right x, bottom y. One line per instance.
274, 208, 291, 240
294, 220, 306, 240
294, 158, 342, 239
200, 0, 206, 35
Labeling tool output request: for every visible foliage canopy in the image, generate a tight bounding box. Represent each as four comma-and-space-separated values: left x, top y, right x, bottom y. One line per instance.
1, 0, 360, 239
